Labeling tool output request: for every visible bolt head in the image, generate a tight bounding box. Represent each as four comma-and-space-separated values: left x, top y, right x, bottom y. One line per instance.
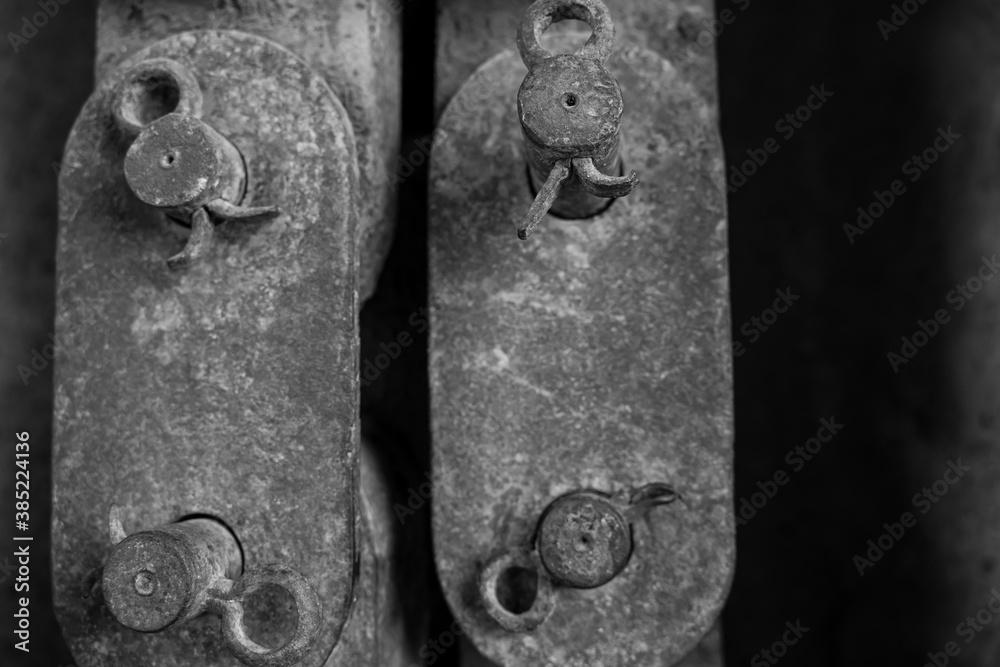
102, 531, 194, 632
124, 113, 227, 209
536, 492, 631, 588
517, 55, 623, 161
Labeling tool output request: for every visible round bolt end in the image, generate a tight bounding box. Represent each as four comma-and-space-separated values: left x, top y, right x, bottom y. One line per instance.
518, 55, 623, 161
536, 491, 631, 588
124, 114, 237, 210
479, 548, 555, 632
102, 530, 195, 632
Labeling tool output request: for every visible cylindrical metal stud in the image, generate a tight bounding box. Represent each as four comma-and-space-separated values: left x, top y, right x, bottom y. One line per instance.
100, 507, 323, 667
514, 0, 639, 239
110, 57, 279, 269
124, 113, 247, 220
102, 516, 243, 632
518, 54, 625, 219
535, 491, 632, 589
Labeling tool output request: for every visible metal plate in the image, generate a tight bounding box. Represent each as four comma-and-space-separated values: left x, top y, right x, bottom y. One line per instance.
429, 47, 734, 666
95, 0, 402, 301
53, 31, 359, 666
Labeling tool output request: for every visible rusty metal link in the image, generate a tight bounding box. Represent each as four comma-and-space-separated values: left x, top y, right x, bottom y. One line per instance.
478, 546, 557, 632
516, 0, 616, 71
113, 58, 280, 268
100, 506, 322, 667
208, 564, 324, 667
515, 0, 639, 239
478, 485, 678, 633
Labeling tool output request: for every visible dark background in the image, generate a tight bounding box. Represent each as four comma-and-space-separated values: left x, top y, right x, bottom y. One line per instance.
1, 0, 992, 665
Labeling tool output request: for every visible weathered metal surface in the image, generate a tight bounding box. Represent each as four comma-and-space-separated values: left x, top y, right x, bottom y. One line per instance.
429, 38, 732, 667
102, 514, 244, 633
535, 491, 632, 589
516, 0, 616, 70
124, 113, 247, 216
478, 547, 556, 633
99, 512, 324, 667
113, 57, 204, 136
322, 437, 413, 667
95, 0, 401, 301
122, 106, 281, 268
434, 0, 720, 120
212, 563, 324, 667
515, 0, 638, 233
53, 30, 359, 666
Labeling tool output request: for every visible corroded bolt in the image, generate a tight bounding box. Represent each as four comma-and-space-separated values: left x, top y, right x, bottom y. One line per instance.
113, 58, 279, 269
124, 113, 247, 221
101, 506, 323, 667
515, 0, 639, 239
102, 512, 243, 632
535, 491, 632, 588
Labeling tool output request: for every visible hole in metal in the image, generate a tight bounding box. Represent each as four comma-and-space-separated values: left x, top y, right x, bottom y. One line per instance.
120, 71, 181, 128
495, 565, 538, 615
539, 18, 593, 55
242, 583, 299, 649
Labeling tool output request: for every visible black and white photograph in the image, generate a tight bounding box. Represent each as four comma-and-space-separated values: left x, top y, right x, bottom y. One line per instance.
0, 0, 990, 665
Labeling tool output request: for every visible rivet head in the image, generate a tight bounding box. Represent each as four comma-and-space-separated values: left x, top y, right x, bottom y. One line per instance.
517, 55, 623, 160
124, 113, 224, 209
102, 531, 194, 632
536, 492, 632, 588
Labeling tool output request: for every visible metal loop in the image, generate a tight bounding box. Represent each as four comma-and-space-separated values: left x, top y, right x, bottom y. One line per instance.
516, 0, 616, 71
112, 58, 204, 138
209, 563, 323, 667
478, 547, 556, 632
